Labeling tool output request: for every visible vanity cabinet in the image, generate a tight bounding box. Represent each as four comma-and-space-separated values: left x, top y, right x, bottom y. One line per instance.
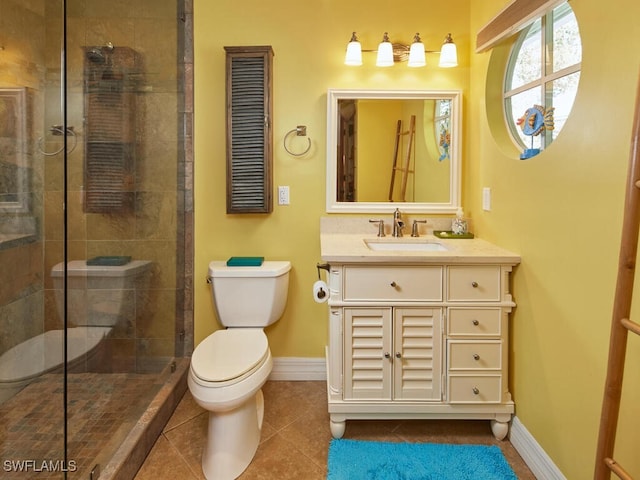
326, 262, 516, 440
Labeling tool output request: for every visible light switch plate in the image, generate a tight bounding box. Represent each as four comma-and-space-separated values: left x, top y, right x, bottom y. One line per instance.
482, 187, 491, 211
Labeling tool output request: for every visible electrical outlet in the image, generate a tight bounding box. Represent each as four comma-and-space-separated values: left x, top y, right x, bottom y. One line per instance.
278, 186, 290, 205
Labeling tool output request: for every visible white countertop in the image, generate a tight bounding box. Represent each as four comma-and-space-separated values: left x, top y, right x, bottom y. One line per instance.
320, 217, 521, 264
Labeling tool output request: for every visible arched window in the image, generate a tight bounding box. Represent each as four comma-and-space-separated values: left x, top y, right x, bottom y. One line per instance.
504, 2, 581, 158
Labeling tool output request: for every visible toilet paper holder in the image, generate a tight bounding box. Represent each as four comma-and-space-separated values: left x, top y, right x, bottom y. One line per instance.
316, 263, 330, 279
315, 263, 331, 300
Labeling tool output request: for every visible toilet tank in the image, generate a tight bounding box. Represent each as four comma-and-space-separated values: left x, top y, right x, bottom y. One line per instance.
51, 260, 152, 327
208, 261, 291, 328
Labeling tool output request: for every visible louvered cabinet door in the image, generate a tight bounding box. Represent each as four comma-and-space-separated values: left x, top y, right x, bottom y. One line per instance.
224, 46, 274, 213
393, 308, 442, 401
343, 308, 392, 400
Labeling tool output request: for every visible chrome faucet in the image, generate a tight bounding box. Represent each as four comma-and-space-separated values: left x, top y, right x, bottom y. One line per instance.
392, 208, 405, 237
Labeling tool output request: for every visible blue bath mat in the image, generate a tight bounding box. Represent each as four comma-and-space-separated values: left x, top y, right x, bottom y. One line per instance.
327, 439, 518, 480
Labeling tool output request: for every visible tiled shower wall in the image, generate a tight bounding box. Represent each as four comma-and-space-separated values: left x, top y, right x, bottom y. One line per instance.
0, 0, 46, 354
0, 0, 193, 368
42, 0, 186, 370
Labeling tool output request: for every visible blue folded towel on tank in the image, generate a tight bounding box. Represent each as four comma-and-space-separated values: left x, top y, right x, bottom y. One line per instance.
226, 257, 264, 267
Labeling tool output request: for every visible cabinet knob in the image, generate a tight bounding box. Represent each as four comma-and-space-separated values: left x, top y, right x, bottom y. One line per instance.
472, 319, 480, 326
395, 352, 402, 358
472, 387, 480, 395
384, 352, 391, 359
473, 354, 480, 361
390, 281, 397, 288
471, 281, 479, 288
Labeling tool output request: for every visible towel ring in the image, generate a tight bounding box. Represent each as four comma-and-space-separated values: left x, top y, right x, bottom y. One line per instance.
284, 125, 311, 156
37, 126, 78, 156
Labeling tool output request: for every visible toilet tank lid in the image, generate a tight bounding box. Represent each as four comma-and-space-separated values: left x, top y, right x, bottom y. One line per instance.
208, 260, 291, 278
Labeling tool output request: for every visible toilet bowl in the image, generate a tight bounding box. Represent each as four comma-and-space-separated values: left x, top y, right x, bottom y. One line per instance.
0, 326, 110, 404
188, 260, 291, 480
0, 259, 151, 404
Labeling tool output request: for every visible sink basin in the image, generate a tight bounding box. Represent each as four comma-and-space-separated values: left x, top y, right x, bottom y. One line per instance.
364, 239, 448, 252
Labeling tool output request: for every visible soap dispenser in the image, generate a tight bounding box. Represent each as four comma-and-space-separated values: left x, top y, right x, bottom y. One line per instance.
451, 208, 468, 235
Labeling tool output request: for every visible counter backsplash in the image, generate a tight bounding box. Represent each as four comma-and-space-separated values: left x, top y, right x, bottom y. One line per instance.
320, 215, 470, 236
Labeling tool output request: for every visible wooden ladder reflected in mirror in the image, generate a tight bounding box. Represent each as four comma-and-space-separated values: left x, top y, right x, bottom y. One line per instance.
388, 115, 416, 202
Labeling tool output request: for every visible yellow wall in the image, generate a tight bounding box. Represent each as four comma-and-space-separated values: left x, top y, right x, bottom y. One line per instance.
469, 0, 640, 478
193, 0, 469, 357
195, 0, 640, 477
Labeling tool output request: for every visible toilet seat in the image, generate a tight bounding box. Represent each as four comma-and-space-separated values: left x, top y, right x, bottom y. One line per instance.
191, 329, 269, 387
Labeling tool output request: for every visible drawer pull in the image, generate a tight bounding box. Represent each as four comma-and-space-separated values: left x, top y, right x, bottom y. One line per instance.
472, 387, 480, 395
471, 281, 479, 288
473, 354, 480, 361
395, 352, 402, 358
384, 352, 391, 359
472, 319, 480, 326
390, 281, 397, 288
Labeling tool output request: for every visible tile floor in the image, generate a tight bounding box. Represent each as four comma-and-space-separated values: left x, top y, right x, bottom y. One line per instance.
134, 381, 536, 479
0, 372, 160, 479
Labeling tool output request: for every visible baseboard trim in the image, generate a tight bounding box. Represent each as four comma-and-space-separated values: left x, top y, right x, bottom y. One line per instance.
269, 357, 327, 381
510, 416, 566, 479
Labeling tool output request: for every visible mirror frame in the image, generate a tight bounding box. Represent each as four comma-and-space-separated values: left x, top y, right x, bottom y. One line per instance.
0, 87, 29, 214
326, 89, 462, 214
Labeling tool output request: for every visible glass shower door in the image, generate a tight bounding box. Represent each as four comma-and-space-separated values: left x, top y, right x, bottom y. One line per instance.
0, 0, 68, 477
1, 0, 186, 478
61, 0, 183, 477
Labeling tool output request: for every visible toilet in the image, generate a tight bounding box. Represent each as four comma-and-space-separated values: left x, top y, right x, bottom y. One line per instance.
51, 259, 152, 329
0, 259, 152, 404
188, 260, 291, 480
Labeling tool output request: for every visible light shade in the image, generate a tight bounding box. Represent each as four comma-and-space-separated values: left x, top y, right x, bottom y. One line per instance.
439, 33, 458, 68
376, 32, 394, 67
344, 32, 362, 66
407, 33, 426, 67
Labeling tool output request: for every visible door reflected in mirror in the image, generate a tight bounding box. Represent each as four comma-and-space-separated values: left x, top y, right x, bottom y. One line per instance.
327, 89, 461, 214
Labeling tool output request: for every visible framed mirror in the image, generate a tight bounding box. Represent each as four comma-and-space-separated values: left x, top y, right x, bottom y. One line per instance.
0, 87, 29, 213
326, 89, 461, 213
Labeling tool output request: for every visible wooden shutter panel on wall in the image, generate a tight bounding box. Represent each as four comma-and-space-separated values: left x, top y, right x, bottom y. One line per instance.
225, 46, 274, 214
84, 46, 141, 213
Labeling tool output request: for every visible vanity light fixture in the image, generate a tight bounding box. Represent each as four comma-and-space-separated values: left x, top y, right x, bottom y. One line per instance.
376, 33, 394, 67
438, 33, 458, 68
344, 32, 362, 66
408, 33, 426, 67
345, 32, 458, 68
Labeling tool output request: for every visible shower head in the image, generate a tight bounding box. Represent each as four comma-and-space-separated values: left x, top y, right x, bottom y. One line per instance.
87, 47, 106, 64
86, 43, 115, 64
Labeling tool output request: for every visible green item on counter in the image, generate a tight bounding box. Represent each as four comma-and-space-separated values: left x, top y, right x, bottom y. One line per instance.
433, 230, 475, 239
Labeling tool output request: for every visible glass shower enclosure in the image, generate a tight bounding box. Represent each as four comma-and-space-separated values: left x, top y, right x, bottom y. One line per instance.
0, 1, 191, 478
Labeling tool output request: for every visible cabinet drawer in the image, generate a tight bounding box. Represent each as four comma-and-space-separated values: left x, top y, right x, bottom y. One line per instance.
448, 340, 502, 370
344, 266, 443, 302
447, 266, 501, 302
448, 308, 502, 336
448, 375, 502, 403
